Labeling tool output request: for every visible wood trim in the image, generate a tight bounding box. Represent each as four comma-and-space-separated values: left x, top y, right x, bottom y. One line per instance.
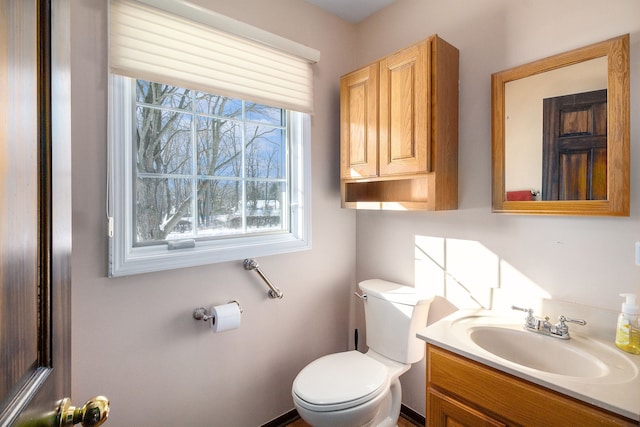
491, 34, 629, 216
260, 405, 424, 427
38, 0, 53, 370
400, 403, 426, 426
260, 409, 299, 427
432, 35, 459, 210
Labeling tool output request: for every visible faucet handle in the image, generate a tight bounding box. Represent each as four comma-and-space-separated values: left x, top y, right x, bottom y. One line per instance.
511, 305, 533, 315
557, 315, 586, 326
555, 315, 586, 337
512, 306, 538, 329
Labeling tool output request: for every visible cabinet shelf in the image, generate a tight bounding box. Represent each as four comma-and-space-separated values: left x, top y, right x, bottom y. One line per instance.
342, 176, 434, 210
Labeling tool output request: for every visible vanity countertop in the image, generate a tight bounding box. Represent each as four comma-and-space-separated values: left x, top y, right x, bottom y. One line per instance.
417, 309, 640, 422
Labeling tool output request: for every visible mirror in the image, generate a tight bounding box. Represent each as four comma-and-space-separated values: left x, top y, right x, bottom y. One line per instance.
492, 34, 629, 215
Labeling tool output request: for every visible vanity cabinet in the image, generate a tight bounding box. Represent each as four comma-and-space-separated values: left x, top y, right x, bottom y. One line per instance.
426, 345, 638, 427
340, 35, 459, 210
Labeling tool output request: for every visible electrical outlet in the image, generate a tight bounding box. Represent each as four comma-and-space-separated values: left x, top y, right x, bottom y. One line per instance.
636, 242, 640, 266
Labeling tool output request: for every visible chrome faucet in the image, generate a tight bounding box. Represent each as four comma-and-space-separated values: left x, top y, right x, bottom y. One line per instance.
512, 306, 586, 340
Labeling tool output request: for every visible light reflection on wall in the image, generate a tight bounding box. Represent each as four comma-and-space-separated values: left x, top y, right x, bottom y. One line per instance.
415, 235, 551, 312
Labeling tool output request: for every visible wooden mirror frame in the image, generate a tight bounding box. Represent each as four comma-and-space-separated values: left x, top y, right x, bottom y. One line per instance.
491, 34, 629, 216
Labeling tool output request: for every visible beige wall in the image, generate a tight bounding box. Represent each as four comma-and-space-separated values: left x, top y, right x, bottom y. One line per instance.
355, 0, 640, 415
70, 0, 640, 424
70, 1, 356, 425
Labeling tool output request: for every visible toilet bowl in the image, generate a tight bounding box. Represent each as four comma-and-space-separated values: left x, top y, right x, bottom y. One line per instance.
292, 350, 408, 427
292, 280, 433, 427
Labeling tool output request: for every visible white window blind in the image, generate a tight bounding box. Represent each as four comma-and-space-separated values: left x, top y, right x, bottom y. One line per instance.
109, 0, 319, 113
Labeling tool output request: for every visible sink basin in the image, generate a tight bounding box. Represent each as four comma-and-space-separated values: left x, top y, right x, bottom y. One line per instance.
446, 317, 638, 383
468, 326, 606, 377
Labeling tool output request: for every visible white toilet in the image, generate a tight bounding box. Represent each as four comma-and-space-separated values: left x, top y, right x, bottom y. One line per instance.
292, 279, 433, 427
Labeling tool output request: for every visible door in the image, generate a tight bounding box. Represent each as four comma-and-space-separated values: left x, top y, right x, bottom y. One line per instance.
542, 89, 607, 201
0, 1, 108, 426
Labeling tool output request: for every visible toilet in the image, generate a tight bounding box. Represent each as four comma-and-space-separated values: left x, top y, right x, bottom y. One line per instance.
292, 279, 433, 427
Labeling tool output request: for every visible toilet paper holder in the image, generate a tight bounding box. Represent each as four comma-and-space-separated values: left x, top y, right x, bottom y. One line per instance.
193, 300, 243, 322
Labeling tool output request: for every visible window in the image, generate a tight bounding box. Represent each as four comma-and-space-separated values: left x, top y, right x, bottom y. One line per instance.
107, 0, 319, 276
109, 76, 311, 276
107, 0, 318, 276
135, 79, 289, 243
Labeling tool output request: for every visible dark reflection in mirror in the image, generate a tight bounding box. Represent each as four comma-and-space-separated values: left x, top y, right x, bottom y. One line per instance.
542, 89, 607, 201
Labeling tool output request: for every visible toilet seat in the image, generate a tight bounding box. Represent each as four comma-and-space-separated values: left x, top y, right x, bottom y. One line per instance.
292, 351, 389, 412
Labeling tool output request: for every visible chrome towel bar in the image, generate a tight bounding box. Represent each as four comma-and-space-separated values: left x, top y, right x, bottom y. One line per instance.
243, 258, 283, 299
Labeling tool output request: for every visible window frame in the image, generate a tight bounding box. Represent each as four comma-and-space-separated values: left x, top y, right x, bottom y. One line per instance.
108, 75, 311, 277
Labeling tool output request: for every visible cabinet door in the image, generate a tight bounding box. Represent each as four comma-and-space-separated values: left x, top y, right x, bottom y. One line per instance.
379, 39, 431, 176
340, 63, 378, 179
427, 345, 639, 427
428, 388, 506, 427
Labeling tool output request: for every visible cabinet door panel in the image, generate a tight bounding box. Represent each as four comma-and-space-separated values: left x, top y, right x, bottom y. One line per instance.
428, 388, 506, 427
379, 39, 431, 176
340, 64, 378, 179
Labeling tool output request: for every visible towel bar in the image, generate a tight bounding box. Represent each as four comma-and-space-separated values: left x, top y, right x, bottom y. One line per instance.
243, 258, 283, 299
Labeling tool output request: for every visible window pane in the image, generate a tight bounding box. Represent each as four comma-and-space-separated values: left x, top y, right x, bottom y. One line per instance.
194, 93, 242, 118
136, 177, 193, 243
196, 179, 243, 236
136, 106, 192, 175
245, 123, 285, 179
136, 80, 192, 110
133, 79, 291, 246
245, 181, 285, 233
245, 101, 285, 125
196, 116, 242, 177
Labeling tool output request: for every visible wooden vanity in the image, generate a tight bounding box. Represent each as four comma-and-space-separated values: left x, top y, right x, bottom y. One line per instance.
426, 344, 639, 426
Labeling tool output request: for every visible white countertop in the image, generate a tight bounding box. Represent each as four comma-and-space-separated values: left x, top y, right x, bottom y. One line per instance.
417, 309, 640, 422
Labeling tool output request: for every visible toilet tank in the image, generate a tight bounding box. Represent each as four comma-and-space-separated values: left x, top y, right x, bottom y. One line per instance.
359, 279, 434, 364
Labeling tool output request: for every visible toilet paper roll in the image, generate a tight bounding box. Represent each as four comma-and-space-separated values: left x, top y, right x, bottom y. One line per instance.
211, 302, 241, 332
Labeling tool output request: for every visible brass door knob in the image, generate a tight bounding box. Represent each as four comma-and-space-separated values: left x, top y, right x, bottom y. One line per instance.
58, 396, 109, 427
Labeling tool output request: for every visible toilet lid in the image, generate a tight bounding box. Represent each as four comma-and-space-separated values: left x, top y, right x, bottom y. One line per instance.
292, 351, 388, 410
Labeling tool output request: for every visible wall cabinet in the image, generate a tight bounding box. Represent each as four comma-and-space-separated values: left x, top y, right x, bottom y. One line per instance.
340, 35, 459, 210
426, 345, 638, 427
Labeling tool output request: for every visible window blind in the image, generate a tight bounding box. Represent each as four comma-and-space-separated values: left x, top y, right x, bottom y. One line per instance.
109, 0, 318, 113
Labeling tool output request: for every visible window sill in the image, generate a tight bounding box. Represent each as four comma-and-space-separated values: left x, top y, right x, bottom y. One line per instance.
108, 232, 310, 277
